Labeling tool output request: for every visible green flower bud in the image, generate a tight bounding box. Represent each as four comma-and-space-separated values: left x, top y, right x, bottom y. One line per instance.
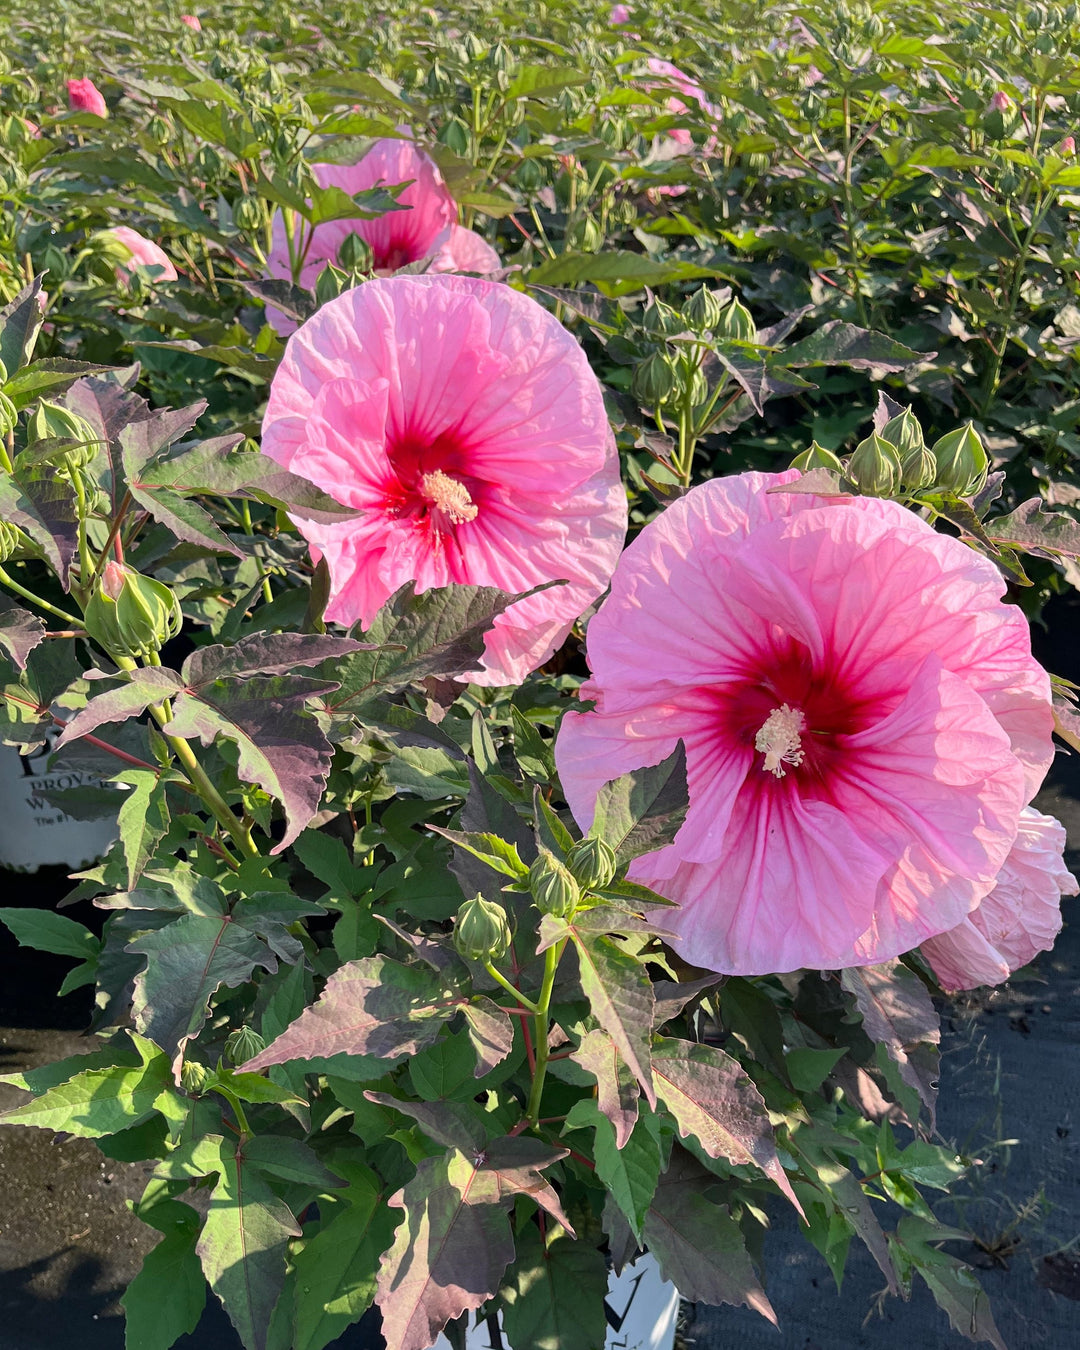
224, 1025, 266, 1066
145, 113, 172, 146
930, 422, 989, 496
513, 156, 545, 192
0, 390, 17, 439
566, 836, 617, 890
180, 1060, 210, 1095
566, 215, 603, 252
846, 433, 902, 497
715, 297, 757, 343
641, 298, 683, 337
684, 286, 724, 333
453, 894, 512, 963
315, 261, 350, 305
234, 194, 264, 234
27, 400, 99, 463
83, 561, 182, 659
879, 407, 925, 460
529, 849, 581, 918
686, 364, 708, 407
790, 442, 844, 472
337, 231, 373, 273
193, 144, 224, 179
0, 520, 24, 562
631, 351, 678, 406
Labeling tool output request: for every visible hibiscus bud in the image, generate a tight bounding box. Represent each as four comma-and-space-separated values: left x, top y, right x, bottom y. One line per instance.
0, 520, 24, 562
224, 1025, 265, 1065
234, 195, 264, 233
67, 77, 108, 118
513, 157, 544, 192
684, 286, 724, 333
879, 408, 935, 489
180, 1060, 209, 1094
567, 836, 617, 890
146, 113, 172, 146
642, 298, 682, 337
931, 422, 989, 496
337, 231, 373, 273
27, 400, 99, 467
714, 297, 757, 343
529, 848, 581, 917
315, 262, 350, 306
453, 895, 512, 963
790, 442, 844, 472
180, 13, 202, 30
988, 90, 1013, 114
632, 351, 678, 406
0, 390, 17, 438
1058, 135, 1076, 157
83, 561, 182, 659
438, 118, 470, 157
846, 433, 902, 497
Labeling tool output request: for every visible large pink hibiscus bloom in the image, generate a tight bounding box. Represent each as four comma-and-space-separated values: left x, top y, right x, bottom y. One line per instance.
556, 471, 1056, 975
260, 275, 627, 686
109, 226, 178, 283
266, 139, 499, 335
921, 807, 1076, 990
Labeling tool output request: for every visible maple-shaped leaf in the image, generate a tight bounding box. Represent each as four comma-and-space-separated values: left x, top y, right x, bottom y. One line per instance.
841, 960, 940, 1125
589, 743, 689, 865
181, 632, 366, 685
376, 1139, 571, 1350
985, 497, 1080, 560
570, 1028, 639, 1149
64, 371, 152, 511
0, 274, 47, 374
0, 462, 79, 589
651, 1037, 803, 1218
499, 1221, 608, 1350
891, 1215, 1006, 1350
128, 912, 278, 1070
242, 956, 465, 1070
642, 1147, 776, 1322
0, 596, 45, 671
54, 667, 184, 749
461, 998, 514, 1077
1, 640, 83, 752
651, 974, 723, 1030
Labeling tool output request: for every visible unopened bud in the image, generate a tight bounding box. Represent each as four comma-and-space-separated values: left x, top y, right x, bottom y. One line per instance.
931, 422, 989, 496
180, 1060, 210, 1095
1057, 135, 1076, 157
715, 297, 757, 343
641, 298, 682, 337
224, 1025, 266, 1066
790, 442, 844, 472
566, 836, 617, 891
879, 407, 924, 459
846, 433, 902, 497
28, 400, 99, 463
514, 157, 544, 191
0, 521, 24, 562
337, 231, 373, 272
0, 390, 17, 438
988, 90, 1014, 114
315, 262, 350, 304
83, 561, 182, 659
234, 195, 264, 233
453, 895, 512, 963
631, 351, 677, 406
684, 286, 724, 333
529, 849, 581, 918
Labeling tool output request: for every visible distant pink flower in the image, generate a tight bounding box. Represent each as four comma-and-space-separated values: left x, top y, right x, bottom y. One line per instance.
1059, 135, 1076, 157
20, 118, 42, 139
610, 4, 631, 22
67, 78, 107, 117
265, 140, 499, 335
260, 275, 626, 685
180, 14, 202, 29
555, 471, 1055, 975
639, 59, 718, 196
988, 89, 1013, 114
109, 226, 178, 283
922, 808, 1076, 990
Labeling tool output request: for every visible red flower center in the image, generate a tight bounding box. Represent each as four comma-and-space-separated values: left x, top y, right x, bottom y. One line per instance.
383, 426, 482, 533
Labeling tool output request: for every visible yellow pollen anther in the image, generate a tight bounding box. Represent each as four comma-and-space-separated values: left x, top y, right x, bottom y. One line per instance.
419, 470, 478, 525
754, 704, 806, 778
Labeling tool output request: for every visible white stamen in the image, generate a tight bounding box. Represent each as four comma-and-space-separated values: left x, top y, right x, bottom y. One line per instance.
419, 469, 478, 525
754, 704, 806, 778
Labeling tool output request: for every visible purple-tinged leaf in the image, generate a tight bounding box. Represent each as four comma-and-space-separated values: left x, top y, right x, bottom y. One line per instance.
841, 961, 940, 1125
499, 1221, 609, 1350
182, 632, 366, 686
781, 321, 929, 371
64, 374, 152, 510
872, 390, 907, 432
0, 640, 83, 752
54, 668, 183, 750
0, 596, 45, 670
242, 956, 464, 1070
231, 893, 326, 965
119, 402, 206, 476
1052, 691, 1080, 754
766, 466, 849, 497
601, 1194, 639, 1275
570, 1028, 639, 1148
364, 1094, 488, 1152
985, 497, 1080, 560
241, 277, 318, 325
651, 975, 723, 1030
481, 1136, 575, 1234
165, 675, 339, 852
461, 999, 514, 1077
643, 1147, 776, 1320
195, 1135, 301, 1350
651, 1037, 804, 1218
589, 742, 689, 865
128, 913, 278, 1070
562, 925, 656, 1108
0, 466, 79, 589
756, 305, 813, 347
891, 1215, 1006, 1350
0, 274, 47, 374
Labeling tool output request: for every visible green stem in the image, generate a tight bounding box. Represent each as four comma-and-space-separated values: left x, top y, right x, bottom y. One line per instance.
980, 193, 1050, 416
0, 566, 83, 626
214, 1086, 252, 1139
484, 960, 541, 1015
525, 938, 566, 1126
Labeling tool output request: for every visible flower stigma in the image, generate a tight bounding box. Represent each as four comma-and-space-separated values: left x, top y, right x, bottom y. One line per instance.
419, 469, 478, 525
754, 703, 806, 778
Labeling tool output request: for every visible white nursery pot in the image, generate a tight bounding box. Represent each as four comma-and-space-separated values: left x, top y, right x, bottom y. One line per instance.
432, 1252, 679, 1350
0, 736, 120, 872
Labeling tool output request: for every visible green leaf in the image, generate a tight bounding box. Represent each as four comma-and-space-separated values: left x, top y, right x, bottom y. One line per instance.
528, 250, 721, 294
785, 1047, 847, 1093
428, 827, 530, 880
0, 274, 46, 375
985, 497, 1080, 559
0, 1050, 168, 1138
892, 1215, 1006, 1350
0, 908, 99, 961
780, 321, 928, 371
292, 1173, 397, 1350
123, 1202, 206, 1350
564, 1098, 661, 1243
589, 743, 689, 864
499, 1220, 609, 1350
511, 707, 556, 783
564, 925, 656, 1107
116, 768, 171, 888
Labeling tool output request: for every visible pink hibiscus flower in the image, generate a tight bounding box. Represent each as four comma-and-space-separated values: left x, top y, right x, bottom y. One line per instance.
555, 470, 1056, 975
180, 14, 202, 29
260, 275, 626, 685
639, 59, 719, 196
109, 226, 178, 283
610, 5, 632, 23
921, 807, 1076, 991
67, 78, 108, 117
265, 139, 499, 335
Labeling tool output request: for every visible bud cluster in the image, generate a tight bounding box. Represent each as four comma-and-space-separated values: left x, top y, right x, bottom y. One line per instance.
83, 561, 183, 660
